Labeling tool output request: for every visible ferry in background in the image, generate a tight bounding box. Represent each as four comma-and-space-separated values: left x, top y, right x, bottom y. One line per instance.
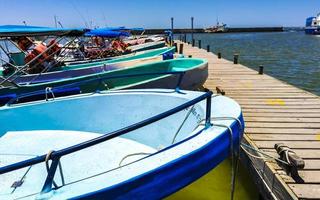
205, 21, 228, 33
305, 13, 320, 35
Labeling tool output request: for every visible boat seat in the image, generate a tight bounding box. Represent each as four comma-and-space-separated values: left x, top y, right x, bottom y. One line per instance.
0, 130, 156, 198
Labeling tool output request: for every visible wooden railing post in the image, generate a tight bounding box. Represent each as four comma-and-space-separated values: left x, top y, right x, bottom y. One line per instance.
179, 43, 184, 54
234, 54, 239, 64
259, 65, 264, 74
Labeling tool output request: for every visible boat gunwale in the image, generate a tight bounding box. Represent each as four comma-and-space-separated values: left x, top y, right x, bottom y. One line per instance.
63, 46, 173, 66
14, 58, 208, 88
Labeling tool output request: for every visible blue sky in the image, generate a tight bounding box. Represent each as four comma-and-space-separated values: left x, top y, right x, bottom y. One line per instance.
0, 0, 319, 28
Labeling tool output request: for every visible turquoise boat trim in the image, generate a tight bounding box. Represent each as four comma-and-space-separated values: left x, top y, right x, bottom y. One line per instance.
20, 58, 207, 88
5, 71, 186, 105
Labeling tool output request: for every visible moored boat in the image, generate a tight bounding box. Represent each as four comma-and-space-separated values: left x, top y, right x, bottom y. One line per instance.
0, 25, 168, 75
62, 46, 175, 67
0, 58, 208, 105
0, 89, 244, 199
127, 41, 166, 52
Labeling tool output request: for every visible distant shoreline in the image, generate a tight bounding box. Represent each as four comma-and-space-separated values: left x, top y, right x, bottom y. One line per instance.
143, 27, 285, 34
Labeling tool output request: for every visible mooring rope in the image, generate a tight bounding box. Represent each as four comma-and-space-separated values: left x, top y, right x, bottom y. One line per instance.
11, 165, 33, 194
171, 105, 195, 144
241, 142, 290, 166
118, 152, 152, 167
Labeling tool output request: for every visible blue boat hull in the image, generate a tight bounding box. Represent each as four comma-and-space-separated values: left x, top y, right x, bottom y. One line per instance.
72, 114, 244, 200
305, 27, 320, 35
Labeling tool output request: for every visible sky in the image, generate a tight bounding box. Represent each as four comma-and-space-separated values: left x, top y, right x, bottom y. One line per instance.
0, 0, 319, 29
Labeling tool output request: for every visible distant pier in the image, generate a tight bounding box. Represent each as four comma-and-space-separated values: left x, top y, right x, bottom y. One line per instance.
144, 27, 284, 34
175, 40, 320, 200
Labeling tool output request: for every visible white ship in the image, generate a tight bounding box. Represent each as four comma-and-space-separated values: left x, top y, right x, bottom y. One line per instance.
205, 21, 228, 33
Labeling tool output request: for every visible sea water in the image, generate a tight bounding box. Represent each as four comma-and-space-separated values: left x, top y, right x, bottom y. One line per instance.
182, 31, 320, 95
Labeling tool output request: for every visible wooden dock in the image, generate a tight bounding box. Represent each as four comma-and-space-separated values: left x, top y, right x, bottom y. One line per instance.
176, 41, 320, 200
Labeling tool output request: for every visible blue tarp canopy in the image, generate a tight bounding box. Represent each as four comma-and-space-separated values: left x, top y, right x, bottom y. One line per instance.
0, 25, 87, 37
118, 27, 144, 31
85, 27, 144, 37
85, 29, 131, 38
101, 27, 144, 32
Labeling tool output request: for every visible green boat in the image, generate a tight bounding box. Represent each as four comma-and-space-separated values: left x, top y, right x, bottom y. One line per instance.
0, 58, 208, 105
1, 46, 175, 77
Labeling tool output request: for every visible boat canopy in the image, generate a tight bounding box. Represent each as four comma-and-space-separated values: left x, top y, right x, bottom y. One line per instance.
102, 27, 144, 32
0, 25, 87, 37
85, 26, 144, 37
119, 27, 144, 31
85, 29, 131, 38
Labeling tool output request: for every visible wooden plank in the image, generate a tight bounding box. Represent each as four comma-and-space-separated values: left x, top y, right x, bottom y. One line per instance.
260, 149, 320, 159
246, 122, 320, 128
243, 109, 320, 113
245, 128, 320, 134
244, 117, 320, 123
248, 134, 320, 141
231, 95, 317, 99
209, 89, 302, 92
242, 105, 320, 109
239, 99, 320, 103
244, 112, 320, 118
235, 96, 319, 99
207, 79, 289, 83
272, 159, 320, 170
241, 103, 320, 107
255, 141, 320, 149
288, 184, 320, 199
279, 170, 320, 184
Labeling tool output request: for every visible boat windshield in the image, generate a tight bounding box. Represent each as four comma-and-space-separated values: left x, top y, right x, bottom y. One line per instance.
0, 39, 23, 68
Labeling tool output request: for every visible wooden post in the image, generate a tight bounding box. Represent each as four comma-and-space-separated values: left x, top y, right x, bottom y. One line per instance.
191, 17, 194, 42
217, 52, 222, 59
207, 45, 210, 52
192, 39, 195, 47
179, 43, 184, 54
184, 34, 187, 43
173, 43, 178, 52
259, 65, 264, 75
198, 40, 201, 49
234, 54, 239, 64
171, 17, 174, 34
